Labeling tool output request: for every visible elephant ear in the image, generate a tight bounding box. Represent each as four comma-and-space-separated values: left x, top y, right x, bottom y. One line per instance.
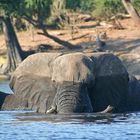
10, 74, 56, 113
86, 52, 129, 112
9, 53, 62, 113
11, 52, 62, 78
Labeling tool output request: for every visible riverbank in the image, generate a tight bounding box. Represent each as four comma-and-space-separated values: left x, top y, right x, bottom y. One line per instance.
0, 18, 140, 77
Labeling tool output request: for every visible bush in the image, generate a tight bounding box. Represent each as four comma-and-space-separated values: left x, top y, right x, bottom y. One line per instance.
92, 0, 125, 19
80, 0, 96, 12
66, 0, 125, 19
66, 0, 81, 10
133, 0, 140, 13
66, 0, 95, 13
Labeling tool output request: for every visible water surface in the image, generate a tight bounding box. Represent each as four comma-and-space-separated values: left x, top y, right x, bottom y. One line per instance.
1, 111, 140, 140
0, 80, 13, 93
0, 80, 140, 140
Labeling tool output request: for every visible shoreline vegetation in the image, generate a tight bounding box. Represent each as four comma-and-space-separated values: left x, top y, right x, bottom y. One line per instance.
0, 0, 140, 75
0, 18, 140, 66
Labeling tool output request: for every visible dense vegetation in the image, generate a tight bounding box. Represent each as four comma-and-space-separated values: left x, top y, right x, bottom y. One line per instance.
0, 0, 140, 75
0, 0, 140, 31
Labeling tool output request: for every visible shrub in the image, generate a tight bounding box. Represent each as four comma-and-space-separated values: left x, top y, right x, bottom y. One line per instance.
66, 0, 125, 19
133, 0, 140, 13
92, 0, 125, 19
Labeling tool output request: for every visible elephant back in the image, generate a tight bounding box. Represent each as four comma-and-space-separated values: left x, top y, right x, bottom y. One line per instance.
86, 52, 128, 76
12, 53, 62, 78
127, 75, 140, 111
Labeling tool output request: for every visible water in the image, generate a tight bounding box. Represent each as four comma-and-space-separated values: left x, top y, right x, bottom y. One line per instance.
0, 81, 140, 140
0, 80, 13, 94
0, 111, 140, 140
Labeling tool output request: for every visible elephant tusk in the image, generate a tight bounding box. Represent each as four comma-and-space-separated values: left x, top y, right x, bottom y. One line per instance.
46, 106, 57, 114
99, 105, 114, 113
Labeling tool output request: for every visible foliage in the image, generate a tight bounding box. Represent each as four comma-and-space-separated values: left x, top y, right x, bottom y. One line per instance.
80, 0, 96, 12
0, 0, 140, 30
66, 0, 95, 13
66, 0, 81, 10
48, 0, 66, 26
91, 0, 125, 19
133, 0, 140, 13
23, 0, 52, 22
66, 0, 125, 19
0, 0, 52, 23
0, 0, 22, 16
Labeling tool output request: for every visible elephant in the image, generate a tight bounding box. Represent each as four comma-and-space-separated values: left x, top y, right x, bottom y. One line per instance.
127, 75, 140, 111
0, 91, 8, 110
0, 52, 135, 114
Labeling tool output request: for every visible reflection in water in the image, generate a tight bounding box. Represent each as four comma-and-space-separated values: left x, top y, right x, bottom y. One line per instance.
0, 111, 140, 140
16, 112, 130, 124
0, 80, 13, 94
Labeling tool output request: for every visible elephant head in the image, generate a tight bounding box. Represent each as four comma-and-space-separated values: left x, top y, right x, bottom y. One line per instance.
47, 82, 93, 113
9, 53, 95, 113
46, 53, 95, 114
7, 52, 129, 114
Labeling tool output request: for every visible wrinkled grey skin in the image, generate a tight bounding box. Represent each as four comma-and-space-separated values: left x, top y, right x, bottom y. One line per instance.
127, 75, 140, 111
1, 52, 138, 114
48, 82, 93, 114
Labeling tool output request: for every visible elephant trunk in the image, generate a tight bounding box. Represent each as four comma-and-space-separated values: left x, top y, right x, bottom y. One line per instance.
47, 82, 93, 114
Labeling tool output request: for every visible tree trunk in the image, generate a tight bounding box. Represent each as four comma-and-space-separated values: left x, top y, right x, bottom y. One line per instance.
122, 0, 140, 25
0, 16, 24, 75
23, 13, 78, 49
38, 28, 80, 49
49, 0, 66, 24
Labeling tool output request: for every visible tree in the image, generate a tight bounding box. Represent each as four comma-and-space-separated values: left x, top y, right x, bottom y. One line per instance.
122, 0, 140, 25
0, 14, 34, 75
21, 0, 77, 49
49, 0, 66, 24
0, 1, 35, 75
0, 16, 23, 74
0, 0, 25, 75
0, 0, 78, 75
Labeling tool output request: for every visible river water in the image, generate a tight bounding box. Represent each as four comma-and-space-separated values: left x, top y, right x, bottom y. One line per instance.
0, 81, 140, 140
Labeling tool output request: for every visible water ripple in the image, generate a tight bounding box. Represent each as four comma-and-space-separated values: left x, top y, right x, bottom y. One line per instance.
0, 111, 140, 140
